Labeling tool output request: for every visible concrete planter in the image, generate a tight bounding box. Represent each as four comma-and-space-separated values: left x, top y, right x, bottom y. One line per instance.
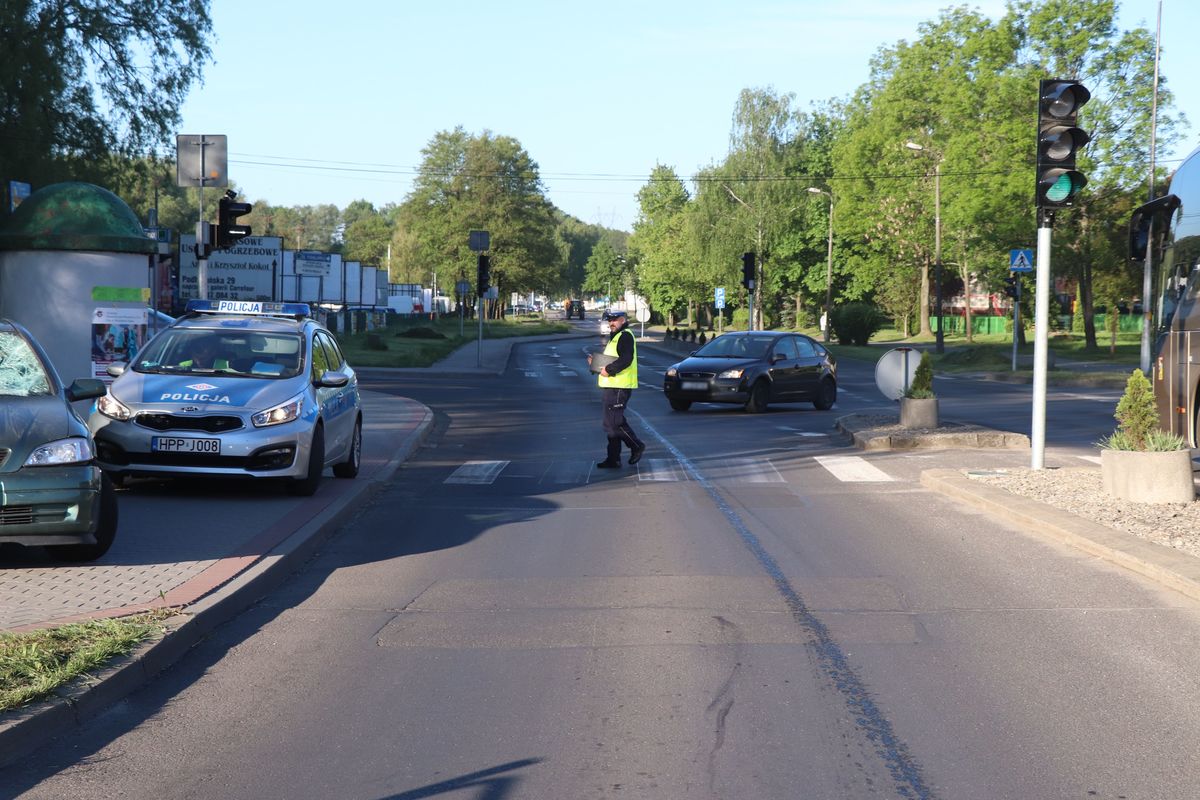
1101, 448, 1196, 504
900, 397, 939, 429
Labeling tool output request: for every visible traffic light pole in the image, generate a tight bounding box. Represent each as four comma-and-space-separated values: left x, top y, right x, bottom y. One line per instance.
1031, 210, 1054, 469
1011, 276, 1021, 372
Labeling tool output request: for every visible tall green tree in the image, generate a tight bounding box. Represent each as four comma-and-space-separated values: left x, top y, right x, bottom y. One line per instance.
397, 128, 564, 314
630, 165, 695, 324
0, 1, 212, 192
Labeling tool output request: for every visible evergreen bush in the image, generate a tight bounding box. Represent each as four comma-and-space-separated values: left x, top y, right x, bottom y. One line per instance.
1098, 369, 1185, 451
904, 352, 935, 399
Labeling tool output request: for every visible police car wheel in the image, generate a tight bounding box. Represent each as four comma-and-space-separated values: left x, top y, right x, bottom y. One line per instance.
51, 474, 118, 562
333, 417, 362, 479
287, 425, 325, 497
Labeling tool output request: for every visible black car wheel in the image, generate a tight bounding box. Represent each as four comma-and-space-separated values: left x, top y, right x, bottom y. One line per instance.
333, 417, 362, 479
669, 398, 692, 411
51, 474, 118, 562
813, 378, 837, 410
744, 380, 770, 413
287, 424, 325, 496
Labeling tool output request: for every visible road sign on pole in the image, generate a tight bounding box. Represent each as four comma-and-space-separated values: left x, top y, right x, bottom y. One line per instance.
1010, 249, 1034, 272
715, 287, 726, 309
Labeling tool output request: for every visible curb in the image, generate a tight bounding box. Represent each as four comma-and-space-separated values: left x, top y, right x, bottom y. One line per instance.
0, 404, 436, 769
835, 412, 1030, 451
921, 468, 1200, 603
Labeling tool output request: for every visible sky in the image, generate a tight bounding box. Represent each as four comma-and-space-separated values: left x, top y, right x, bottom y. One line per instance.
176, 0, 1197, 234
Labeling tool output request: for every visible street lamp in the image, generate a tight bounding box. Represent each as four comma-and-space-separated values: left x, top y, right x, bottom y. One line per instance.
807, 187, 834, 343
905, 141, 944, 353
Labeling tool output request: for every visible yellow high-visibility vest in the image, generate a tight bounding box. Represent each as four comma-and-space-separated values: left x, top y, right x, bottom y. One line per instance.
598, 328, 638, 389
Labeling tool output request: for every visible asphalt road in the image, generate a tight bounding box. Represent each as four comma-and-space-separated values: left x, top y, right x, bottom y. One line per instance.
6, 337, 1197, 799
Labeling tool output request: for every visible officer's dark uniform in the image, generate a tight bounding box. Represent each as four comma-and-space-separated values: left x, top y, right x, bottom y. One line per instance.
595, 311, 645, 468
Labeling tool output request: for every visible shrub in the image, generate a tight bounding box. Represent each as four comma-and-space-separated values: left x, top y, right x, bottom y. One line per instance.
698, 331, 707, 344
1098, 369, 1184, 451
904, 351, 935, 399
395, 327, 446, 339
830, 302, 885, 346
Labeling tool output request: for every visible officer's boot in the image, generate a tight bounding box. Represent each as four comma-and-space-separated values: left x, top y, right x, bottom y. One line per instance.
596, 437, 622, 468
619, 423, 646, 465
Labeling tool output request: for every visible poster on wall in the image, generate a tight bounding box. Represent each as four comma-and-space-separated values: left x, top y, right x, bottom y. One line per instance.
91, 307, 147, 383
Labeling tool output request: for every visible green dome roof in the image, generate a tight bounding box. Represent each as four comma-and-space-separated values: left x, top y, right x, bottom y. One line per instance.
0, 182, 156, 254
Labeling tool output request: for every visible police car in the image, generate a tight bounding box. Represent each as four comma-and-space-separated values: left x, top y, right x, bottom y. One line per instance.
89, 300, 362, 496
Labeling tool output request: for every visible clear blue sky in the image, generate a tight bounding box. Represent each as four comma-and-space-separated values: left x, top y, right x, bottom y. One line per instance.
177, 0, 1195, 233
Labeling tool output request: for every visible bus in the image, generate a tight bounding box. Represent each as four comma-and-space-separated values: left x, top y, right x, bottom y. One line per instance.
1131, 143, 1200, 445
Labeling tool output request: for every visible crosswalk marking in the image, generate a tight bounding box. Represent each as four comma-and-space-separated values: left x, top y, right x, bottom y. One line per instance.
638, 458, 690, 482
559, 370, 577, 377
814, 455, 894, 482
707, 457, 785, 483
444, 460, 510, 484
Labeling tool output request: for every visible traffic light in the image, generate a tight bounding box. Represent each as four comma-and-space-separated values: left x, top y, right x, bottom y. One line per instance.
476, 254, 490, 296
1036, 79, 1090, 208
216, 190, 252, 248
1004, 274, 1019, 298
741, 252, 755, 289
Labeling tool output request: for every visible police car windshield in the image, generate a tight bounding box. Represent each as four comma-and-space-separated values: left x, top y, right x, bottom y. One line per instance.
132, 329, 303, 379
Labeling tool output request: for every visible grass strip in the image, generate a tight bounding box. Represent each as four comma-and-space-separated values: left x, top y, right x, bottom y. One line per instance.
337, 315, 569, 368
0, 610, 176, 713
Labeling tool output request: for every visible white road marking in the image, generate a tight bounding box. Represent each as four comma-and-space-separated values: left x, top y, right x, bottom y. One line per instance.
559, 370, 578, 377
1077, 455, 1102, 465
638, 459, 689, 482
444, 460, 510, 484
523, 371, 540, 378
814, 455, 894, 482
707, 457, 786, 483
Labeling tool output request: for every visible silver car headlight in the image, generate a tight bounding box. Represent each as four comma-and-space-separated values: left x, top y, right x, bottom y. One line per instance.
252, 392, 305, 428
96, 392, 132, 421
666, 367, 678, 377
717, 368, 745, 379
25, 437, 94, 467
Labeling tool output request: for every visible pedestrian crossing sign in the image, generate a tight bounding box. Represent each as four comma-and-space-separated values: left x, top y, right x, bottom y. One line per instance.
1010, 249, 1034, 272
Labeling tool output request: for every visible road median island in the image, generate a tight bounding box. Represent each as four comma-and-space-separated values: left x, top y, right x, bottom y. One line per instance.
835, 412, 1030, 451
921, 468, 1200, 604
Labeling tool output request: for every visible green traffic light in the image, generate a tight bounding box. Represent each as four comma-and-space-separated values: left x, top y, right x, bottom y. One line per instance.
1044, 171, 1085, 203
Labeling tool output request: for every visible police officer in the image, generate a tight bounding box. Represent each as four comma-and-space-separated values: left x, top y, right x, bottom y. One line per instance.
589, 309, 645, 468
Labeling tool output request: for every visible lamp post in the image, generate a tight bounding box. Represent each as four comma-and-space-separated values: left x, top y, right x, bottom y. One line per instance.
807, 187, 834, 342
905, 142, 944, 353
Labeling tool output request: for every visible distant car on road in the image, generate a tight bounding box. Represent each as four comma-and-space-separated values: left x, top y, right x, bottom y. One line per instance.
90, 300, 362, 496
0, 318, 115, 561
662, 330, 837, 413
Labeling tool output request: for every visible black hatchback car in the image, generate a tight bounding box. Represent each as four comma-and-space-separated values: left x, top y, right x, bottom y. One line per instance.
663, 331, 837, 413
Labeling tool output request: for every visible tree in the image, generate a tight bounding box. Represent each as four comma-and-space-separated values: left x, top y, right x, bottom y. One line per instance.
397, 128, 565, 315
581, 240, 627, 298
0, 1, 213, 191
630, 165, 695, 324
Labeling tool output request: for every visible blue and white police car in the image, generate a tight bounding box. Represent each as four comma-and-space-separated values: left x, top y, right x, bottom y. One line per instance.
89, 300, 362, 496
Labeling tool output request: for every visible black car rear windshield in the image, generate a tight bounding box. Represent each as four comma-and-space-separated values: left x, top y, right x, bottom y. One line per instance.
694, 335, 774, 359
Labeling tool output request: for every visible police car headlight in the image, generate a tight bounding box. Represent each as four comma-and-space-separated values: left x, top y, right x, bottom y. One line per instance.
253, 393, 305, 428
96, 393, 132, 421
717, 368, 745, 379
25, 437, 94, 466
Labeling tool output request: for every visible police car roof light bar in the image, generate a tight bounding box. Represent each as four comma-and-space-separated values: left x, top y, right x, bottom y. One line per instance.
185, 299, 312, 318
